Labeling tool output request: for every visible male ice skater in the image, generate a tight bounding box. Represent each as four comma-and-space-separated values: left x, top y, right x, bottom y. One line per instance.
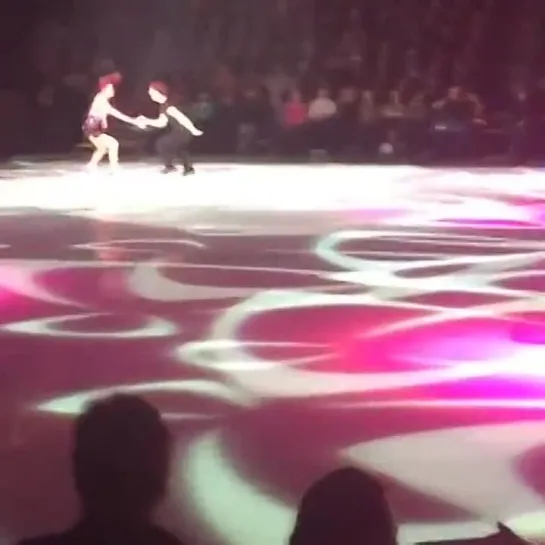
138, 82, 203, 175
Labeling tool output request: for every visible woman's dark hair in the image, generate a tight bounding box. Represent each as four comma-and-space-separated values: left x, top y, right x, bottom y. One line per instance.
72, 394, 171, 520
289, 467, 397, 545
98, 72, 122, 91
149, 81, 169, 96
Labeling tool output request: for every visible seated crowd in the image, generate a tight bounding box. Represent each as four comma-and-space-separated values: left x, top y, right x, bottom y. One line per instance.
6, 65, 540, 164
17, 394, 528, 545
5, 0, 545, 163
179, 76, 493, 161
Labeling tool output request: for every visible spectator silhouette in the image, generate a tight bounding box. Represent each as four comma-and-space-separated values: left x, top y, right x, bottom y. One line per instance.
289, 467, 396, 545
290, 468, 528, 545
19, 394, 182, 545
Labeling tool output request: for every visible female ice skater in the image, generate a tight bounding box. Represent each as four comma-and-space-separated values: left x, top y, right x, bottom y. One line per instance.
138, 81, 203, 175
83, 72, 143, 172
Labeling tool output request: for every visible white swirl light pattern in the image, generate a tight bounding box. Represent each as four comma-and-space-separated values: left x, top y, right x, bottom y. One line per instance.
3, 169, 545, 545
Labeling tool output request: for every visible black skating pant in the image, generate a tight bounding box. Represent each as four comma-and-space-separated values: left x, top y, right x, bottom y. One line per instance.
156, 130, 193, 171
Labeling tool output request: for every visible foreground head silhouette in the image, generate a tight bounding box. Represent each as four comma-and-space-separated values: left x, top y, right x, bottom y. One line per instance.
290, 467, 397, 545
20, 394, 181, 545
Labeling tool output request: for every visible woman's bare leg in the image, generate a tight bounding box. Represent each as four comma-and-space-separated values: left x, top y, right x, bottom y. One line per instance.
103, 134, 120, 172
87, 135, 107, 169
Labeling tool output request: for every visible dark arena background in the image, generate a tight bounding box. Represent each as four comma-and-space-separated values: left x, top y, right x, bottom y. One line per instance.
4, 2, 545, 545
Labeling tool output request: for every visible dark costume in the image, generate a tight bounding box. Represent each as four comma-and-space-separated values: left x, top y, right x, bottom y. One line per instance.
82, 115, 106, 138
156, 102, 194, 174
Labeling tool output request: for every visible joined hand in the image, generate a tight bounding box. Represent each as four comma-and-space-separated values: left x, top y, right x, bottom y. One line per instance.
135, 116, 147, 129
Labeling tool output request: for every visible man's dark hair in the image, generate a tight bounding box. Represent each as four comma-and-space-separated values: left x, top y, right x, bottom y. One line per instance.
72, 394, 171, 521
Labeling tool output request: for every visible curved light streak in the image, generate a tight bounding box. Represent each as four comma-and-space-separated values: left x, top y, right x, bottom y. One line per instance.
36, 379, 253, 416
2, 313, 177, 339
315, 229, 545, 338
0, 263, 88, 307
72, 238, 206, 253
128, 259, 339, 303
181, 432, 294, 545
331, 398, 545, 410
180, 339, 333, 372
180, 290, 515, 398
129, 262, 260, 302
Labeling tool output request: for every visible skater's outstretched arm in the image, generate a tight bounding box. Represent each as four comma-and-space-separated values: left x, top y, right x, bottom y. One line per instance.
107, 104, 141, 126
165, 106, 203, 136
137, 114, 168, 128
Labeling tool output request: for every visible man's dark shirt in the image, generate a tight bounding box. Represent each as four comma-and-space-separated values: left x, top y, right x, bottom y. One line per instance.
19, 520, 184, 545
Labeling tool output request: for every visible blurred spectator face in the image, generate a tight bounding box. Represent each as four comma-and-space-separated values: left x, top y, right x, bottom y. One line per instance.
244, 89, 258, 99
289, 90, 303, 102
361, 90, 374, 102
447, 86, 463, 100
349, 8, 360, 22
410, 93, 425, 106
217, 64, 232, 77
339, 87, 357, 103
389, 90, 401, 103
317, 88, 330, 99
511, 85, 527, 100
302, 40, 313, 57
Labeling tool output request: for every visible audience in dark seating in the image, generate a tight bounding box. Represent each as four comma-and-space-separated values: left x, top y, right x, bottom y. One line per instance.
5, 0, 545, 161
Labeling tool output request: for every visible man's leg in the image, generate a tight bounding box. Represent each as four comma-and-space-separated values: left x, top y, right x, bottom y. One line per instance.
178, 133, 195, 175
155, 131, 177, 173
